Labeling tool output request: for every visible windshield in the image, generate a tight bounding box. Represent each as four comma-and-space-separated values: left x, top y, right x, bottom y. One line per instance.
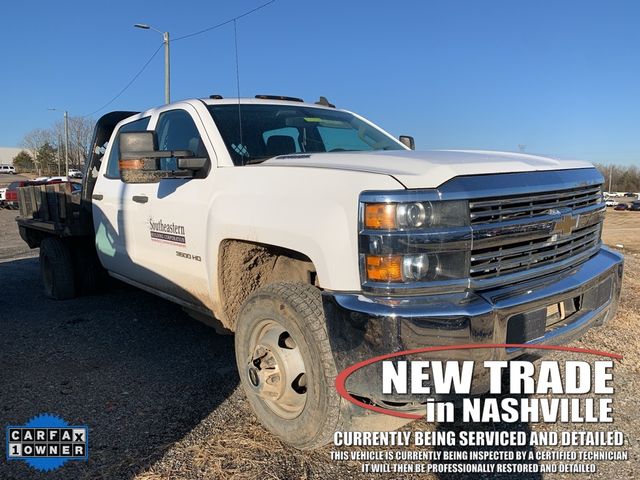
207, 104, 404, 165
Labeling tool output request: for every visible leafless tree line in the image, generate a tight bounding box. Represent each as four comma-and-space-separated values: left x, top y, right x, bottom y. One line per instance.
18, 116, 93, 175
594, 163, 640, 193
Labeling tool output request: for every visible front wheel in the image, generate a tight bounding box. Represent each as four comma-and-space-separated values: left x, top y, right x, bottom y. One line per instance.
235, 282, 349, 449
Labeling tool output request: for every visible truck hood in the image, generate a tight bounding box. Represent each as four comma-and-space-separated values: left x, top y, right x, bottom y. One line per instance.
260, 150, 593, 189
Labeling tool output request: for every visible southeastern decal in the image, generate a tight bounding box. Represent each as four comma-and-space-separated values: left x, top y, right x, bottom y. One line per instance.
148, 217, 186, 246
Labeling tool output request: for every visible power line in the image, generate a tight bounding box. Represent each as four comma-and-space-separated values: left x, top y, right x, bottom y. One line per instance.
173, 0, 276, 42
81, 43, 164, 118
80, 1, 276, 117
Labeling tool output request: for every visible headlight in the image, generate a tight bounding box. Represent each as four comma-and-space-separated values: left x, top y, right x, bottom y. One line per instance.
365, 252, 468, 283
364, 201, 467, 230
402, 253, 430, 280
397, 202, 429, 228
360, 198, 471, 288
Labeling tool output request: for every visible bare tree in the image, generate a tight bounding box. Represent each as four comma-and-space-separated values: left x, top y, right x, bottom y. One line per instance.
52, 116, 94, 169
595, 163, 640, 193
21, 128, 56, 175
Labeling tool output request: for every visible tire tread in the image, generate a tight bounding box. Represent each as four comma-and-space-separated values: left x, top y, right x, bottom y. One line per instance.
239, 282, 347, 449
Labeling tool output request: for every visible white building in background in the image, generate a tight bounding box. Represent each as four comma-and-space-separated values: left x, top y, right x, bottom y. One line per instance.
0, 147, 23, 165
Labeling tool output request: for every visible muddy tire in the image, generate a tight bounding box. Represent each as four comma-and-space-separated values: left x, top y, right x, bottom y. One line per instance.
40, 237, 76, 300
235, 282, 349, 449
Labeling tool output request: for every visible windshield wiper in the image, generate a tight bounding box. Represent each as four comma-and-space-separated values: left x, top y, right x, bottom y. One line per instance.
243, 156, 271, 165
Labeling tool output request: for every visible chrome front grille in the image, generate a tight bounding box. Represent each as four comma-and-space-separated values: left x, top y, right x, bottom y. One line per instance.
469, 185, 602, 225
470, 223, 601, 279
469, 183, 604, 282
359, 169, 606, 296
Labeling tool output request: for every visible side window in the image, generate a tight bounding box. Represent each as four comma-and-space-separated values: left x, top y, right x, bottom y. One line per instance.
105, 117, 150, 178
155, 109, 205, 171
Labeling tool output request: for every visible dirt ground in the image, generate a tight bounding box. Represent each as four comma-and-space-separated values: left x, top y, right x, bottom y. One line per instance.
0, 207, 638, 479
602, 210, 640, 253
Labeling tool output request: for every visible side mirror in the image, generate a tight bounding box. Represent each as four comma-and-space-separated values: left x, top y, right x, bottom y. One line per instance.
118, 131, 208, 184
399, 135, 415, 150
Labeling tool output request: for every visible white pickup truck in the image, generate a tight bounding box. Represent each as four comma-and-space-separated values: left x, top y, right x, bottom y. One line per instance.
17, 95, 623, 449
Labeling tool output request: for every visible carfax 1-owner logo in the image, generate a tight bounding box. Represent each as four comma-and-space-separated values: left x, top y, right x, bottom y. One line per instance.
6, 414, 88, 472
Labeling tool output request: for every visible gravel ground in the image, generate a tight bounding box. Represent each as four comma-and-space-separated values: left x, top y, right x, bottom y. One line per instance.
0, 209, 638, 479
0, 174, 42, 261
0, 209, 35, 261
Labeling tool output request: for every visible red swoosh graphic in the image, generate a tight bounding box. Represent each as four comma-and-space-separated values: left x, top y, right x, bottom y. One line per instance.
335, 343, 623, 419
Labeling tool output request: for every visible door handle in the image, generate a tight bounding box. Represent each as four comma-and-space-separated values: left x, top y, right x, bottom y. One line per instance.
92, 194, 103, 201
132, 195, 148, 204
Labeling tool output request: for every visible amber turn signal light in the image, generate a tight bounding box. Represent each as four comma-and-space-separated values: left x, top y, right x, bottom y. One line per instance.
366, 255, 403, 282
364, 203, 397, 229
119, 159, 144, 170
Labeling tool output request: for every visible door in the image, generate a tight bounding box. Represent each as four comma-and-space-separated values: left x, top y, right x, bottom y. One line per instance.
93, 116, 151, 280
122, 106, 212, 308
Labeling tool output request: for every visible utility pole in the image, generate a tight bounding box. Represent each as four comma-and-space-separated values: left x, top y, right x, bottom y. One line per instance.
163, 31, 170, 104
64, 111, 70, 176
134, 24, 171, 104
57, 135, 62, 175
47, 107, 70, 175
608, 164, 613, 193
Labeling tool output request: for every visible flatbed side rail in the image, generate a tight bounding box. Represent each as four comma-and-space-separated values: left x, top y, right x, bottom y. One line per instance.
16, 184, 92, 237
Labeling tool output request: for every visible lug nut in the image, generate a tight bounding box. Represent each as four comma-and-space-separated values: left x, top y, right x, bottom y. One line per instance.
265, 356, 276, 368
283, 336, 296, 349
248, 367, 260, 387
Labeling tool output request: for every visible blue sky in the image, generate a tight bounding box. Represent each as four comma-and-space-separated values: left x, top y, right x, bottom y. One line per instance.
0, 0, 638, 164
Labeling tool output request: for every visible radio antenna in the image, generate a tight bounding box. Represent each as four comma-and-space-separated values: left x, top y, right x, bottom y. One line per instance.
234, 19, 245, 165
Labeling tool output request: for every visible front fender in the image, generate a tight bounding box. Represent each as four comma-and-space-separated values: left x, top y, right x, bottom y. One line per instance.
204, 165, 404, 311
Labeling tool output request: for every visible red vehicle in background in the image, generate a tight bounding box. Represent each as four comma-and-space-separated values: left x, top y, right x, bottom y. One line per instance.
3, 181, 28, 209
3, 179, 80, 209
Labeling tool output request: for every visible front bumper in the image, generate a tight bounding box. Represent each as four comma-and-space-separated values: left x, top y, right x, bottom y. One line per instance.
323, 247, 623, 404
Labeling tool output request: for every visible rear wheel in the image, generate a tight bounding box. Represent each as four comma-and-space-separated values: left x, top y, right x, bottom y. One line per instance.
40, 237, 76, 300
72, 241, 107, 295
235, 282, 350, 449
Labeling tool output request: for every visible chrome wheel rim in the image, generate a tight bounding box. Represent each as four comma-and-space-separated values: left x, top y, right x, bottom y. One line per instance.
246, 319, 307, 419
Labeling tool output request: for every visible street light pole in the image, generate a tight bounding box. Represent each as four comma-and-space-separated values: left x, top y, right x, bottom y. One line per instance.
57, 135, 62, 175
135, 23, 171, 104
163, 31, 170, 104
64, 111, 70, 176
47, 107, 70, 176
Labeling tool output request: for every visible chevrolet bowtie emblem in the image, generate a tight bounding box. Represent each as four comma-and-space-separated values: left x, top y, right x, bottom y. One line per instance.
552, 214, 575, 236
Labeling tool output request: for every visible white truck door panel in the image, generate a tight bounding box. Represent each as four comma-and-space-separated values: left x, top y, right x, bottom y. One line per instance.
93, 116, 151, 281
123, 107, 211, 308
